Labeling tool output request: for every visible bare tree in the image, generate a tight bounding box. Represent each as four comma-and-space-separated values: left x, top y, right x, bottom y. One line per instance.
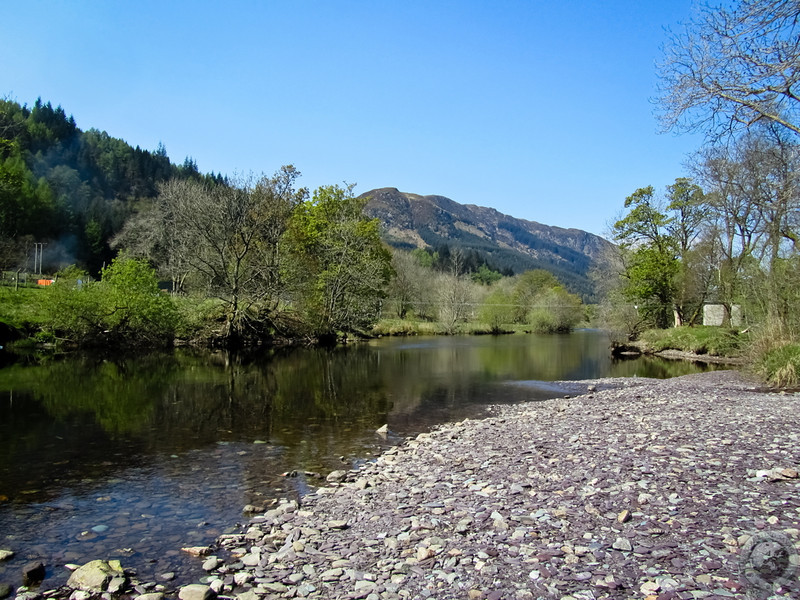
695, 123, 800, 329
387, 249, 427, 319
436, 249, 477, 332
658, 0, 800, 140
115, 167, 307, 342
112, 190, 191, 294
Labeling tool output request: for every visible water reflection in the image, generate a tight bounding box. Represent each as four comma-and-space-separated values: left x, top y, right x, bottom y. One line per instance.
0, 331, 721, 589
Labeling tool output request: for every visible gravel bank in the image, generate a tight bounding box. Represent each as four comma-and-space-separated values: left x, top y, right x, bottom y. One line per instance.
20, 371, 796, 600
203, 371, 800, 600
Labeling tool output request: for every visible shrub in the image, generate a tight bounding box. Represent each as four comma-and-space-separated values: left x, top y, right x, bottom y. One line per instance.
101, 256, 177, 342
479, 288, 515, 334
42, 257, 177, 346
527, 288, 583, 333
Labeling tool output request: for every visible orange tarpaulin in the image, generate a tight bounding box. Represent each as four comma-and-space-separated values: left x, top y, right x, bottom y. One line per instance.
37, 279, 54, 286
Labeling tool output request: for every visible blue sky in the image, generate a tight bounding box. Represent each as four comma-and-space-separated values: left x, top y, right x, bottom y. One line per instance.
2, 0, 703, 237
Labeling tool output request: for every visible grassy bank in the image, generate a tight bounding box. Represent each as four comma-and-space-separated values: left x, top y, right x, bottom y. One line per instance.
0, 287, 47, 330
638, 326, 747, 358
756, 342, 800, 388
372, 318, 530, 337
636, 325, 800, 388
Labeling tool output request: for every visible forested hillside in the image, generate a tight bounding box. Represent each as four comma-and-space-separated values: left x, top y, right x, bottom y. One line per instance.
0, 97, 221, 274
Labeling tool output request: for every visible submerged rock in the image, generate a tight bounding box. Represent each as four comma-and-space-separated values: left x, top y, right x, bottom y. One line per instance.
21, 562, 45, 586
134, 594, 165, 600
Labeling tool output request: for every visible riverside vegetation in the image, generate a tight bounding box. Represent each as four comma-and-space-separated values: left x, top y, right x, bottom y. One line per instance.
4, 0, 800, 385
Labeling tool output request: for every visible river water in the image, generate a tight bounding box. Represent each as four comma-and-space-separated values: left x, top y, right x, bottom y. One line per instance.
0, 331, 721, 590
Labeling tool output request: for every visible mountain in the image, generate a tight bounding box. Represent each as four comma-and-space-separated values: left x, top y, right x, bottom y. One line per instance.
360, 187, 613, 300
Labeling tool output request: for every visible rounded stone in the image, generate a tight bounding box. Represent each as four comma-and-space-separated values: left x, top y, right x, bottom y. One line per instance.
178, 584, 217, 600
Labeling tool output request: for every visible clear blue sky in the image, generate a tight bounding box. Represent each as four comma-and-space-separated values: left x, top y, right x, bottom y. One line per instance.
2, 0, 703, 237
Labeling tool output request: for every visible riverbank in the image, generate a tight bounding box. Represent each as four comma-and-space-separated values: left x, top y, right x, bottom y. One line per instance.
200, 370, 799, 600
648, 348, 747, 365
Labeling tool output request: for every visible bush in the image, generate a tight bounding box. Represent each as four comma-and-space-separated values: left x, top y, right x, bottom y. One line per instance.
173, 296, 228, 341
101, 257, 177, 341
528, 308, 560, 334
479, 288, 515, 334
527, 288, 584, 333
42, 257, 177, 346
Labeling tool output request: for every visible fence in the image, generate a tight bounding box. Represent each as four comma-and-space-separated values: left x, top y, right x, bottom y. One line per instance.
0, 271, 54, 289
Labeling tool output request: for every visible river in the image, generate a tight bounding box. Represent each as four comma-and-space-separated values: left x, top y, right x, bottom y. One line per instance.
0, 331, 721, 591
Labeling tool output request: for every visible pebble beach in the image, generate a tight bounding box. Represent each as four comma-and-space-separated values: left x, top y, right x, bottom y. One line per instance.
207, 370, 800, 600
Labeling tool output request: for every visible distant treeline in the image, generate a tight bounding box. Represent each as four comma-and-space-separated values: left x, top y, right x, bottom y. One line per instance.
376, 224, 593, 303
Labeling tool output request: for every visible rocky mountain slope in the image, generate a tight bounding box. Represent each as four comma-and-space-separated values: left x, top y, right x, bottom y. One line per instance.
360, 187, 613, 299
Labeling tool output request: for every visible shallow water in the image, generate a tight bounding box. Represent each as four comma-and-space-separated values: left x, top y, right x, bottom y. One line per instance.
0, 331, 721, 590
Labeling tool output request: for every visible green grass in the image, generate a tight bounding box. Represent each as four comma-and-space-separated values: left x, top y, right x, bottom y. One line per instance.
0, 286, 48, 330
372, 318, 530, 336
755, 342, 800, 388
639, 326, 746, 357
173, 296, 227, 340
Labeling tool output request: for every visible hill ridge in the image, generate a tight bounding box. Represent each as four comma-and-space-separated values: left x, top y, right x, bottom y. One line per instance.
360, 187, 612, 300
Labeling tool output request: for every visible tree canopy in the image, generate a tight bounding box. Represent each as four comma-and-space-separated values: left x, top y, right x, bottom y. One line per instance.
284, 185, 393, 339
115, 167, 307, 343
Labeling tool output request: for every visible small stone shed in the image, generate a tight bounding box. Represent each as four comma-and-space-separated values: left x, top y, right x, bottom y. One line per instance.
702, 303, 742, 327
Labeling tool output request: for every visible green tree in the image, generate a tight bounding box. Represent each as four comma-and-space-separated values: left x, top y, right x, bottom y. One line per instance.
470, 264, 502, 286
410, 247, 436, 268
479, 282, 515, 333
511, 269, 562, 323
0, 139, 55, 240
528, 287, 584, 333
665, 178, 710, 325
612, 186, 679, 329
100, 255, 178, 343
285, 185, 393, 339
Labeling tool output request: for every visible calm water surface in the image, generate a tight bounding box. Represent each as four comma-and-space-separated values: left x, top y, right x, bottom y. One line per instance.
0, 331, 721, 589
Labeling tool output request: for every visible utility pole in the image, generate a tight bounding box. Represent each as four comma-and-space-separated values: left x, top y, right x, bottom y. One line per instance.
33, 242, 46, 275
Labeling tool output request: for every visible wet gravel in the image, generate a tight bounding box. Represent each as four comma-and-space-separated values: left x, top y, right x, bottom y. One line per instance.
13, 370, 800, 600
